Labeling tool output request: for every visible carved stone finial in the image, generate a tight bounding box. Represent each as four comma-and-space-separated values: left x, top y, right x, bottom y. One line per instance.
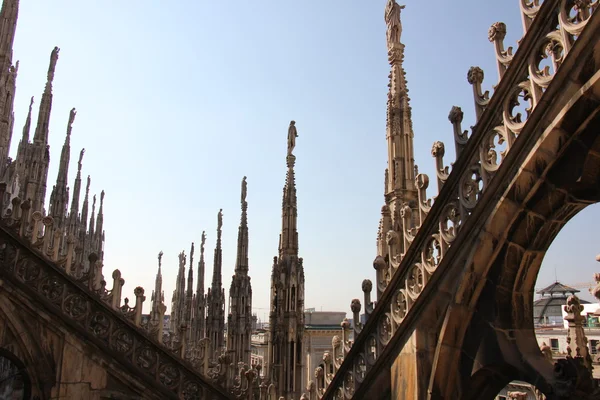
373, 255, 387, 271
467, 66, 484, 85
158, 251, 163, 268
564, 294, 593, 371
217, 209, 223, 231
28, 96, 34, 112
350, 299, 361, 314
341, 318, 351, 330
362, 279, 373, 293
448, 106, 464, 124
488, 22, 507, 42
431, 141, 445, 158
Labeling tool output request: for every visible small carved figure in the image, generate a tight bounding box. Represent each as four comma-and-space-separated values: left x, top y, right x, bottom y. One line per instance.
241, 176, 247, 203
217, 209, 223, 231
384, 1, 405, 49
158, 250, 163, 267
287, 120, 298, 156
201, 231, 206, 253
78, 148, 85, 170
48, 46, 60, 80
68, 108, 76, 129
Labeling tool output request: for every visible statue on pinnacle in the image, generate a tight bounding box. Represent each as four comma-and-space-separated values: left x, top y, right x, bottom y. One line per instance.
385, 0, 405, 50
241, 176, 247, 204
287, 120, 298, 156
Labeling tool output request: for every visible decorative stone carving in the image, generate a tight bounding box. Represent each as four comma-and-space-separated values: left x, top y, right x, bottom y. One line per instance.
384, 0, 405, 50
287, 120, 298, 156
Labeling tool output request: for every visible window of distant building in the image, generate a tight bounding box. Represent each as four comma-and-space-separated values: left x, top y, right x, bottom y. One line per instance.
591, 340, 598, 355
550, 338, 559, 352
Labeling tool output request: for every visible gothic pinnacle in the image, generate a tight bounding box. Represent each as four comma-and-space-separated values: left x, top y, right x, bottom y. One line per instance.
235, 176, 249, 275
280, 121, 299, 258
33, 46, 59, 145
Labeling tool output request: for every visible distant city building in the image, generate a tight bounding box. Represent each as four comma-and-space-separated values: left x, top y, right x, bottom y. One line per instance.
533, 281, 589, 325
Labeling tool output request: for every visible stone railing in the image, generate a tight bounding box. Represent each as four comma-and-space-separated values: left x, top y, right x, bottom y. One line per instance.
0, 196, 234, 399
0, 192, 285, 400
319, 0, 599, 398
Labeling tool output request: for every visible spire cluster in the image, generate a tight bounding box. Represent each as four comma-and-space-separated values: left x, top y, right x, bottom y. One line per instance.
0, 2, 105, 270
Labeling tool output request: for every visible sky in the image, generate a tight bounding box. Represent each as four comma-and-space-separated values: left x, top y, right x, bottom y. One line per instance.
9, 0, 600, 320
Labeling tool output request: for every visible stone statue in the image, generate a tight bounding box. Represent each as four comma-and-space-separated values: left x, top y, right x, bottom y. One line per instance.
287, 121, 298, 156
384, 1, 405, 49
241, 176, 247, 204
48, 46, 60, 81
201, 231, 206, 253
68, 108, 77, 129
158, 251, 163, 268
78, 148, 85, 170
217, 209, 223, 231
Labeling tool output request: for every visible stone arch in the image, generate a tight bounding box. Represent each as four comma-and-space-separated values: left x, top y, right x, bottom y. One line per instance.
0, 293, 56, 399
427, 42, 600, 399
0, 347, 32, 400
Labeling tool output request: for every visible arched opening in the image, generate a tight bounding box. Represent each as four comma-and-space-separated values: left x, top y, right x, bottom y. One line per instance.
427, 57, 600, 399
0, 348, 32, 400
533, 204, 600, 362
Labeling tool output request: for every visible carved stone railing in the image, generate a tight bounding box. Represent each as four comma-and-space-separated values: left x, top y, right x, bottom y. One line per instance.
321, 0, 599, 398
0, 206, 234, 399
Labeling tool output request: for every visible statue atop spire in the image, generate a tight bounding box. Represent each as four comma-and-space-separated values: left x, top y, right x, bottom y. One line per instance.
241, 176, 247, 204
384, 1, 405, 50
217, 208, 223, 232
67, 108, 76, 135
268, 122, 305, 398
158, 250, 163, 270
78, 149, 85, 171
201, 230, 206, 253
287, 120, 298, 156
227, 175, 253, 367
47, 46, 60, 83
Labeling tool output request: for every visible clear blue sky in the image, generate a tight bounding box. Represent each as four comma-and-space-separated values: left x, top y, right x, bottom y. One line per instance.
10, 1, 599, 319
